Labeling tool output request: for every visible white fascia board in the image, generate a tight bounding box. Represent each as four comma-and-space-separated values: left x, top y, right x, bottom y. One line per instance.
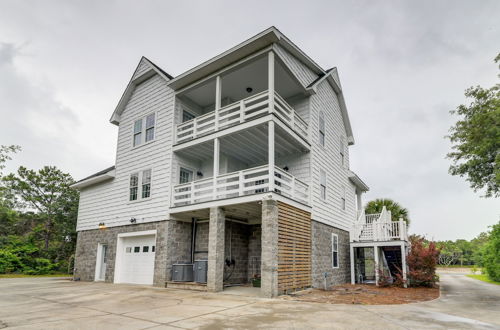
70, 169, 115, 190
168, 26, 326, 91
348, 170, 369, 192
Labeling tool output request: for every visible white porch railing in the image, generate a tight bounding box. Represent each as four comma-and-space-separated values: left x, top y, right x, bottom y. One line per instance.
350, 206, 408, 242
172, 165, 309, 207
175, 90, 309, 144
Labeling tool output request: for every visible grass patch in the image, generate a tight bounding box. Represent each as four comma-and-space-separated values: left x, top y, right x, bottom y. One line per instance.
0, 273, 71, 278
467, 274, 500, 285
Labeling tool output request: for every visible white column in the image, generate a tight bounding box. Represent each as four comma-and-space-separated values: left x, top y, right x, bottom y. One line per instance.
268, 121, 275, 193
213, 137, 220, 198
401, 243, 408, 288
268, 51, 275, 113
350, 245, 355, 284
374, 246, 379, 286
215, 75, 221, 130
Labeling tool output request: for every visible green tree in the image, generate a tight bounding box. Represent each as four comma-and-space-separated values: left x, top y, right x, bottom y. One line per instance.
447, 54, 500, 198
2, 166, 79, 250
364, 198, 410, 226
482, 221, 500, 282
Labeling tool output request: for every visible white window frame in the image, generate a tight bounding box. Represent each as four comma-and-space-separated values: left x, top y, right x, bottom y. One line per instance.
129, 173, 139, 201
129, 168, 153, 202
318, 111, 325, 147
179, 167, 195, 184
132, 112, 157, 148
332, 233, 339, 268
320, 169, 327, 201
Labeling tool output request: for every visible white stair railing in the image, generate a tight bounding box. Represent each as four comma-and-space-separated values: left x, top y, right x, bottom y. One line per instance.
351, 206, 408, 242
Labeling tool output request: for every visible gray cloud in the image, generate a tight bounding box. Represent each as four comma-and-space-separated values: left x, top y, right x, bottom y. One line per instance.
0, 0, 498, 240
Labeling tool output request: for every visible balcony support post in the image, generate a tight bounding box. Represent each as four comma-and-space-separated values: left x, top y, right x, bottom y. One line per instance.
401, 243, 408, 288
268, 121, 275, 193
215, 75, 221, 130
213, 137, 220, 199
374, 245, 380, 286
350, 245, 355, 284
268, 51, 275, 114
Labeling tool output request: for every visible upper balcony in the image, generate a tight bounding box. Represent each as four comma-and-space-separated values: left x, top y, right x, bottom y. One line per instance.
174, 51, 310, 149
176, 90, 308, 144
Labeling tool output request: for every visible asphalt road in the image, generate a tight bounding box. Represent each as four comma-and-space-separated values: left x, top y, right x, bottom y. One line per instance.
0, 272, 498, 329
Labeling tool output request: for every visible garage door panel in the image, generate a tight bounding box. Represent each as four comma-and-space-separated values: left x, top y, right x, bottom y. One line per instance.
117, 234, 156, 285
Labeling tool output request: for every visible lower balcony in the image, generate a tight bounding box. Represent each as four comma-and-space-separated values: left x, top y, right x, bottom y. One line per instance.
172, 164, 309, 207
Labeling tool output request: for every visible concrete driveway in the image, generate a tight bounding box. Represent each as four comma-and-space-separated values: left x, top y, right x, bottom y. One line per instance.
0, 273, 499, 329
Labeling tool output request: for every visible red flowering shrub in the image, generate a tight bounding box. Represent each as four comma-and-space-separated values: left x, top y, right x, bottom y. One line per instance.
396, 235, 440, 287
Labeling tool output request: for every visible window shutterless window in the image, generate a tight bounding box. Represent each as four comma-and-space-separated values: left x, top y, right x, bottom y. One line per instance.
319, 111, 325, 147
129, 173, 139, 201
320, 169, 327, 200
142, 169, 152, 198
179, 168, 193, 184
145, 113, 155, 142
182, 110, 195, 123
332, 233, 339, 268
133, 113, 156, 147
133, 119, 142, 147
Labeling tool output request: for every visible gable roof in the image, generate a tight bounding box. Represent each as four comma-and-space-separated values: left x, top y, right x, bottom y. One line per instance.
307, 68, 354, 145
167, 26, 324, 91
107, 27, 355, 144
109, 57, 173, 125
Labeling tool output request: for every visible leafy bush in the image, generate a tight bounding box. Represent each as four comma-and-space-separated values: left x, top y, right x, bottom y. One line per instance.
0, 250, 23, 273
396, 236, 440, 287
483, 222, 500, 282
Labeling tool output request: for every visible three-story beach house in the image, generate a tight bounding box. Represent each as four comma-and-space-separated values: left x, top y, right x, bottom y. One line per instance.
72, 27, 389, 297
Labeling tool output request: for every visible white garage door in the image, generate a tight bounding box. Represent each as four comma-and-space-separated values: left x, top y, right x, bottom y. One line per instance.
116, 234, 156, 285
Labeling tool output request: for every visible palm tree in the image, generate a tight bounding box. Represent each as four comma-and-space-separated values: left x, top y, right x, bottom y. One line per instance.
365, 198, 410, 227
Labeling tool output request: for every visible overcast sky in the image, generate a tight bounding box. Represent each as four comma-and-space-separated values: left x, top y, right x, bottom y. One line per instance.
0, 0, 498, 240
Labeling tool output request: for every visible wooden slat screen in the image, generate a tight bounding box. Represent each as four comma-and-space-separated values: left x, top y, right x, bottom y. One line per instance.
277, 202, 312, 293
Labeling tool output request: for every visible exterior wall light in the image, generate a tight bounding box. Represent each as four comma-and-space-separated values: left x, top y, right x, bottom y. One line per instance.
246, 87, 253, 93
130, 218, 137, 224
98, 222, 107, 230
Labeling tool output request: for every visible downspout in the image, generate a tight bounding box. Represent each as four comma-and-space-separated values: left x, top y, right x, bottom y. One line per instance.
191, 218, 197, 263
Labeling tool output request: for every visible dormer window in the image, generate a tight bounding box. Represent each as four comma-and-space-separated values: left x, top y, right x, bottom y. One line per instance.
133, 113, 156, 147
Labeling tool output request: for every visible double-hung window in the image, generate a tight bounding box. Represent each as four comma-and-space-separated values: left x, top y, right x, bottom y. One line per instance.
142, 169, 152, 198
145, 114, 155, 142
320, 169, 327, 201
319, 111, 325, 147
129, 169, 152, 201
130, 173, 139, 201
133, 113, 156, 147
133, 119, 142, 147
332, 233, 339, 268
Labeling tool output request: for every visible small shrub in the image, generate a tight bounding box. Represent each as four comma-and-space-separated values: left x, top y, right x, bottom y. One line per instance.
397, 236, 440, 287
